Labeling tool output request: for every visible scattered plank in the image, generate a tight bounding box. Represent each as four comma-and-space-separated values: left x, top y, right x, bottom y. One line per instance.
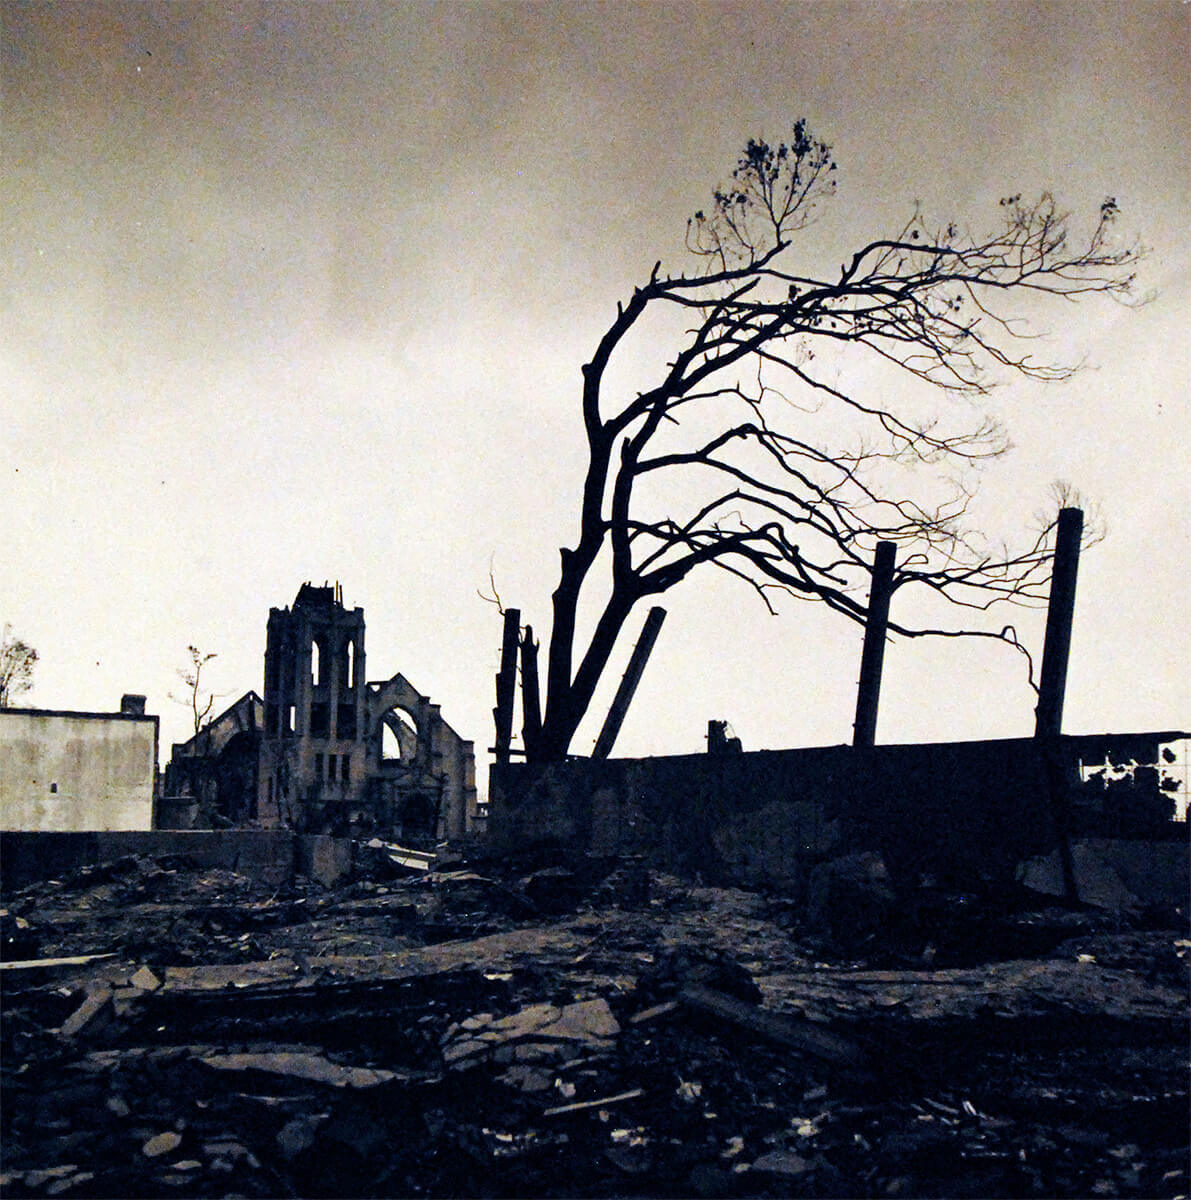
629, 1000, 681, 1025
544, 1088, 645, 1117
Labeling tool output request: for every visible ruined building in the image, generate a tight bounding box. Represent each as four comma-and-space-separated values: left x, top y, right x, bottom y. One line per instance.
163, 584, 477, 843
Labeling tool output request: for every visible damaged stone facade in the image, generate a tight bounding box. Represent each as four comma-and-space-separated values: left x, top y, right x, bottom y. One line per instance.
164, 584, 477, 842
158, 692, 263, 831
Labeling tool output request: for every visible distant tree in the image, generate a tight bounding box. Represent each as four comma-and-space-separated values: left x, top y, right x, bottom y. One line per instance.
171, 645, 222, 736
527, 121, 1142, 761
0, 625, 38, 706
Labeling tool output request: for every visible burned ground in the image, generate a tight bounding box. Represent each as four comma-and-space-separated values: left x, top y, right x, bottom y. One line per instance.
1, 851, 1187, 1199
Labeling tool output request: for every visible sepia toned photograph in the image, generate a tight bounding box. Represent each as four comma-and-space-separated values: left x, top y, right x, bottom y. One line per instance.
2, 2, 1187, 1196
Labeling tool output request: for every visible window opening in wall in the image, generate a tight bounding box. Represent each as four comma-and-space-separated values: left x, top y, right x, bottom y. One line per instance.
311, 639, 321, 684
328, 754, 337, 783
315, 753, 324, 780
381, 707, 419, 761
338, 704, 357, 739
287, 705, 296, 734
49, 782, 57, 794
267, 777, 274, 804
310, 703, 329, 738
342, 753, 350, 785
346, 640, 356, 689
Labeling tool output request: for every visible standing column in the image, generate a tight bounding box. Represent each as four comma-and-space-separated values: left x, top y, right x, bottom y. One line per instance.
493, 608, 520, 764
1034, 507, 1084, 738
853, 540, 897, 748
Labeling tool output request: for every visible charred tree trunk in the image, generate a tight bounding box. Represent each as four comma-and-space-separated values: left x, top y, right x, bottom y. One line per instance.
537, 589, 636, 761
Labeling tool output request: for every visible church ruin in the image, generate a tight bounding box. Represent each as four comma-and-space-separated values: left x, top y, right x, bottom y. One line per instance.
163, 584, 477, 843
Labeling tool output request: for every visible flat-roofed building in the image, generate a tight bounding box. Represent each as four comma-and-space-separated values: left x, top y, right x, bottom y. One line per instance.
0, 695, 158, 831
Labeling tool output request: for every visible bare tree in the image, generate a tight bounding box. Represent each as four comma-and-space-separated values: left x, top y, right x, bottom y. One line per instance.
0, 625, 38, 706
529, 121, 1142, 761
171, 645, 222, 736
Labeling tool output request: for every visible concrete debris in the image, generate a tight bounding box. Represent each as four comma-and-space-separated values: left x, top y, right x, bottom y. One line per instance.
807, 851, 898, 942
58, 985, 115, 1039
678, 982, 870, 1073
128, 965, 160, 992
198, 1050, 398, 1089
16, 1166, 79, 1188
443, 998, 620, 1069
276, 1114, 330, 1160
141, 1130, 182, 1157
43, 1170, 95, 1195
749, 1149, 814, 1177
2, 846, 1186, 1198
1020, 842, 1143, 912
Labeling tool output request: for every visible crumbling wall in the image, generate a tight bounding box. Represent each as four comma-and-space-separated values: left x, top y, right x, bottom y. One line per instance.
0, 830, 353, 894
367, 674, 478, 843
161, 693, 264, 829
490, 735, 1182, 892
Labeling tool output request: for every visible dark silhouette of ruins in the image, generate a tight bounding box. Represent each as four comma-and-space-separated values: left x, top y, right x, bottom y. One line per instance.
162, 584, 477, 843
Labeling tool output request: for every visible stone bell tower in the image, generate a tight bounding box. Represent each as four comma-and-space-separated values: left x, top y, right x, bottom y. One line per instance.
257, 582, 367, 828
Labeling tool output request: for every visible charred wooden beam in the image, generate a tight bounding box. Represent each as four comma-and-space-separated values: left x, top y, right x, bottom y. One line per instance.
853, 541, 897, 748
592, 607, 666, 760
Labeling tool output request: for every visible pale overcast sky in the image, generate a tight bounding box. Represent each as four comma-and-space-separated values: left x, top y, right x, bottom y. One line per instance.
3, 1, 1187, 783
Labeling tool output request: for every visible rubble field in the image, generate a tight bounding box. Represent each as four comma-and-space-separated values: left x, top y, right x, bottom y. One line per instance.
1, 849, 1187, 1199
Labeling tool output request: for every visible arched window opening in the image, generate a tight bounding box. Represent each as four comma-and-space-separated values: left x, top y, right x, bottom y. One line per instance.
381, 707, 419, 762
311, 638, 321, 685
346, 640, 356, 690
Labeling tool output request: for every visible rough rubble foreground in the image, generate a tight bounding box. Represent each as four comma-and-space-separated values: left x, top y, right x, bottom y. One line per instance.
1, 852, 1187, 1199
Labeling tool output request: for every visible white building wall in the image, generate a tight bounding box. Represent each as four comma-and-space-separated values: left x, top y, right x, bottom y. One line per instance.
0, 709, 158, 831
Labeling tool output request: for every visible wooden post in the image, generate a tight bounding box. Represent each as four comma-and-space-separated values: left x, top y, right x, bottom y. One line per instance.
493, 608, 520, 764
592, 607, 666, 760
520, 624, 542, 761
1034, 507, 1084, 739
1034, 507, 1084, 902
853, 541, 897, 748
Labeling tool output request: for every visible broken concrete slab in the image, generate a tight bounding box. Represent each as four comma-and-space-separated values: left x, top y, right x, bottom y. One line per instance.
128, 965, 160, 992
59, 986, 116, 1039
443, 998, 620, 1069
757, 956, 1189, 1024
198, 1051, 398, 1089
806, 851, 898, 941
159, 920, 602, 995
1020, 840, 1152, 912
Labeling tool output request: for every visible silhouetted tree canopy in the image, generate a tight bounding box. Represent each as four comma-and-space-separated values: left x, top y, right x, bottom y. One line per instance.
525, 122, 1142, 761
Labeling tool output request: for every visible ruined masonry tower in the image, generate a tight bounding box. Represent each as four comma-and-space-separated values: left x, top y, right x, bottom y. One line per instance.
259, 583, 368, 824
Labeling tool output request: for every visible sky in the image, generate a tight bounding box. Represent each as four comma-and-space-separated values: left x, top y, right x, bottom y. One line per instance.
2, 0, 1188, 790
